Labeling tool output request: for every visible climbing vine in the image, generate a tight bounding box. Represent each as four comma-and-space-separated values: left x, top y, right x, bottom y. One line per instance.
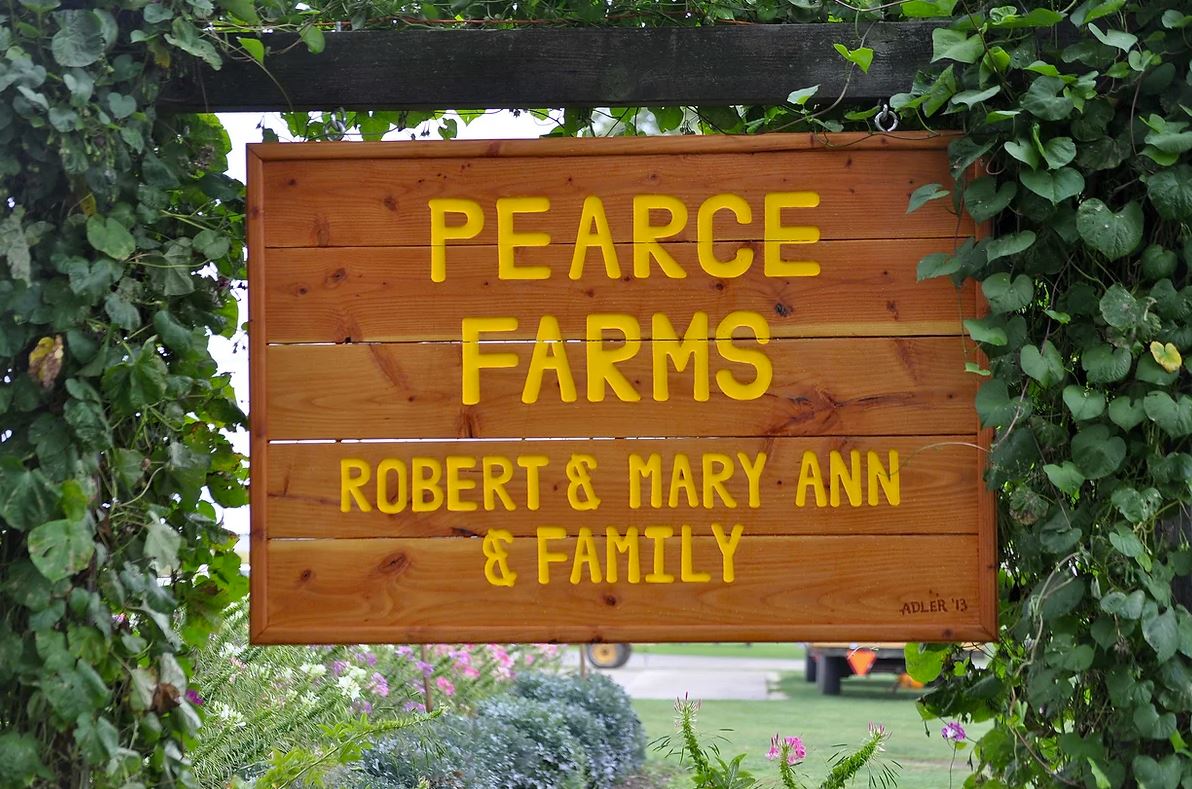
2, 0, 1190, 787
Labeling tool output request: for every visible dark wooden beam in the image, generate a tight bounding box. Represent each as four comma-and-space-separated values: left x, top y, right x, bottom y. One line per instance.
161, 23, 942, 113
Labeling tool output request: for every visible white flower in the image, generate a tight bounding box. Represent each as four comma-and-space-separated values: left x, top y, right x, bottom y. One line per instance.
300, 663, 327, 678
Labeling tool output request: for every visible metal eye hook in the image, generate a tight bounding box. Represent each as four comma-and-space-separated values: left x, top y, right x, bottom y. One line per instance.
875, 102, 899, 133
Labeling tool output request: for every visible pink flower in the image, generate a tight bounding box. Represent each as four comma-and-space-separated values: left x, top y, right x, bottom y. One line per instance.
941, 721, 966, 742
436, 676, 456, 696
369, 672, 389, 697
784, 736, 806, 763
523, 653, 536, 666
767, 734, 805, 764
868, 722, 886, 736
462, 666, 480, 679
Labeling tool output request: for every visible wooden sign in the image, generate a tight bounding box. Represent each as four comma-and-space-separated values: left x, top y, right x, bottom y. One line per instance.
247, 133, 995, 645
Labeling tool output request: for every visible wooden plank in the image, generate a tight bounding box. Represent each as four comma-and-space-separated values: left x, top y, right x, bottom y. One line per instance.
258, 535, 989, 644
265, 336, 980, 439
263, 240, 977, 342
258, 149, 972, 248
249, 133, 953, 160
248, 148, 269, 640
161, 24, 943, 113
266, 436, 982, 538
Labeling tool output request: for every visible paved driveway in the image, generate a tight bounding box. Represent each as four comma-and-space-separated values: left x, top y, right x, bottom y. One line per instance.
566, 651, 807, 701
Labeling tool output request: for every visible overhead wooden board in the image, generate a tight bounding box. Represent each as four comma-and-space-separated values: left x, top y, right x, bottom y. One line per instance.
247, 133, 995, 645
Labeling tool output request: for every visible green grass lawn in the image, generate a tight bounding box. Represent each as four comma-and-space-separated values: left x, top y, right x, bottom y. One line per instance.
633, 673, 985, 789
633, 643, 806, 660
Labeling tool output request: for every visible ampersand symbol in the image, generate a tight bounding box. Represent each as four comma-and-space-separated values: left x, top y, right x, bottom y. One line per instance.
565, 453, 602, 511
482, 529, 517, 587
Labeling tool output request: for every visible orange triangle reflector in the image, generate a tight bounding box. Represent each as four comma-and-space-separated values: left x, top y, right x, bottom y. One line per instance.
847, 648, 877, 677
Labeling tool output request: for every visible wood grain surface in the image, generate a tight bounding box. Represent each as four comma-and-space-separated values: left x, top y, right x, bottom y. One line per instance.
265, 336, 979, 439
259, 149, 973, 248
263, 240, 977, 342
257, 535, 987, 643
266, 436, 982, 538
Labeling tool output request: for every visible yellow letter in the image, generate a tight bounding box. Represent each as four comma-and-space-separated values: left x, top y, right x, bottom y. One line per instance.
830, 450, 863, 507
496, 196, 551, 280
711, 523, 744, 583
697, 194, 753, 278
461, 317, 519, 405
680, 525, 711, 583
523, 316, 577, 404
795, 451, 826, 508
570, 195, 621, 280
763, 192, 820, 278
536, 526, 568, 584
586, 314, 641, 402
482, 456, 517, 511
668, 454, 698, 508
376, 458, 407, 514
644, 525, 675, 583
867, 450, 901, 506
629, 453, 663, 509
606, 527, 641, 583
570, 527, 603, 584
340, 458, 371, 512
429, 198, 483, 282
633, 195, 688, 278
518, 455, 549, 511
652, 312, 710, 402
411, 458, 444, 512
446, 456, 478, 512
702, 453, 737, 509
737, 452, 767, 508
715, 311, 773, 401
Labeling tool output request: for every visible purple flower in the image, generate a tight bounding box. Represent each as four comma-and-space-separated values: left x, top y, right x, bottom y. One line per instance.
185, 689, 205, 706
941, 721, 966, 742
416, 660, 434, 676
369, 672, 389, 697
869, 722, 886, 737
329, 659, 349, 677
353, 699, 373, 715
357, 650, 378, 666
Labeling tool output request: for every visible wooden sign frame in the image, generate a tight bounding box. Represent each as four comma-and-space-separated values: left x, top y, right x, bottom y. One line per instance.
248, 132, 995, 645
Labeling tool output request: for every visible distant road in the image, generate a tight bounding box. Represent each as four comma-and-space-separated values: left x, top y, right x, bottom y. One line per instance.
563, 651, 806, 700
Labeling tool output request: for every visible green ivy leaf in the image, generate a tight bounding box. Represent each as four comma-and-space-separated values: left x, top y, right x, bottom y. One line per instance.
1071, 424, 1125, 478
1111, 487, 1161, 523
216, 0, 261, 24
1063, 385, 1106, 421
0, 732, 51, 784
1020, 167, 1084, 204
1101, 589, 1145, 619
0, 464, 60, 532
907, 183, 949, 213
833, 43, 874, 73
300, 24, 326, 55
1098, 284, 1145, 329
1142, 609, 1179, 662
74, 714, 119, 765
965, 317, 1008, 346
28, 519, 94, 582
1004, 138, 1040, 168
916, 251, 958, 280
1081, 344, 1132, 383
904, 643, 949, 683
1041, 137, 1077, 170
1020, 340, 1065, 387
1022, 76, 1074, 121
1132, 754, 1182, 789
985, 233, 1037, 264
964, 177, 1016, 222
950, 85, 1000, 108
106, 92, 135, 119
1145, 165, 1192, 221
51, 10, 105, 68
1143, 392, 1192, 437
931, 28, 984, 64
1088, 23, 1136, 51
1044, 461, 1085, 495
1077, 200, 1143, 260
143, 520, 181, 574
85, 216, 135, 260
1108, 397, 1145, 430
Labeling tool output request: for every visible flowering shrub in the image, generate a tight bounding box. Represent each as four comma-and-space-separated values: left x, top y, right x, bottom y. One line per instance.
349, 672, 645, 789
189, 603, 562, 784
658, 698, 898, 789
